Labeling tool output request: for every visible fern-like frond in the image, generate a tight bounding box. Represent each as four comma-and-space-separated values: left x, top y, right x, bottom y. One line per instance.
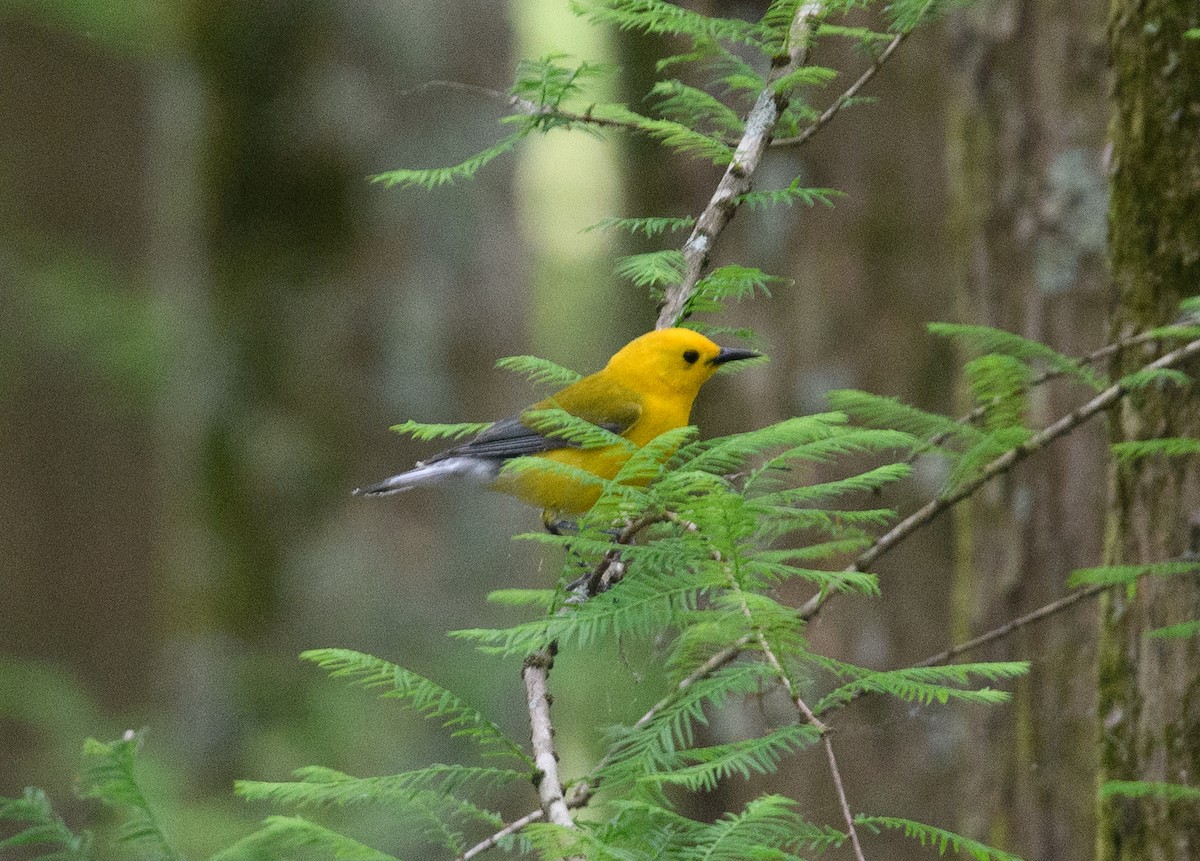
612, 426, 699, 485
485, 588, 558, 608
1145, 323, 1200, 340
235, 764, 521, 808
78, 734, 180, 861
511, 54, 608, 111
757, 0, 808, 50
751, 462, 912, 507
1110, 437, 1200, 462
749, 507, 891, 550
521, 407, 636, 451
572, 0, 759, 46
0, 787, 90, 860
601, 107, 736, 163
1066, 560, 1200, 588
371, 132, 525, 190
649, 79, 744, 136
690, 794, 836, 861
771, 64, 839, 96
814, 662, 1029, 713
1101, 780, 1200, 803
887, 0, 966, 32
639, 724, 822, 792
745, 551, 879, 595
494, 355, 582, 388
673, 413, 850, 476
299, 650, 530, 764
455, 560, 726, 656
826, 389, 980, 449
944, 426, 1032, 492
599, 663, 776, 787
389, 419, 494, 442
965, 354, 1029, 431
211, 815, 398, 861
856, 815, 1023, 861
746, 429, 921, 493
585, 215, 696, 237
738, 178, 844, 211
686, 266, 789, 316
705, 46, 767, 95
1146, 619, 1200, 640
816, 23, 896, 44
1116, 367, 1193, 390
615, 249, 686, 290
929, 322, 1105, 390
598, 796, 845, 859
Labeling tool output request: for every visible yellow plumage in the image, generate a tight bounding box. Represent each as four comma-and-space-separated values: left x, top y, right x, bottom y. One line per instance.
355, 328, 759, 520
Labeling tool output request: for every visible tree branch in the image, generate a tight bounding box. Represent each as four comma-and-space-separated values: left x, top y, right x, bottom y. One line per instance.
914, 582, 1108, 669
909, 329, 1163, 463
756, 633, 867, 861
655, 0, 827, 329
727, 578, 867, 861
772, 29, 909, 149
458, 809, 545, 861
799, 335, 1200, 620
522, 646, 574, 829
508, 95, 648, 134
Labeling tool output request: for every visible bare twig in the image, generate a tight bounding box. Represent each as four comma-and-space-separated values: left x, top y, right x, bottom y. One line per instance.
508, 95, 648, 134
773, 30, 909, 149
523, 646, 574, 829
409, 80, 651, 134
799, 336, 1200, 620
656, 1, 828, 329
459, 809, 545, 861
726, 578, 867, 861
915, 582, 1108, 669
759, 636, 868, 861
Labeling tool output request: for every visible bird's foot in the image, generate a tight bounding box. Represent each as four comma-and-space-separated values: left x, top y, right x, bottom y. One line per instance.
542, 513, 579, 536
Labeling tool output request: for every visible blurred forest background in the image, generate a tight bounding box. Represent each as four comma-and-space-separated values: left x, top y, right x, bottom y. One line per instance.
1, 0, 1122, 859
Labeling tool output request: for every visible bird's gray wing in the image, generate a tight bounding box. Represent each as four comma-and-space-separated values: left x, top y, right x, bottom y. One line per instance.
425, 403, 639, 464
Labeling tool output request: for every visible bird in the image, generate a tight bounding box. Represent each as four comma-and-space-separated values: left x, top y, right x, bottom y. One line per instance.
354, 328, 760, 525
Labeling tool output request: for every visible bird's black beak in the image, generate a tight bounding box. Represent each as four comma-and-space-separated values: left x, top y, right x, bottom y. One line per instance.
709, 346, 761, 366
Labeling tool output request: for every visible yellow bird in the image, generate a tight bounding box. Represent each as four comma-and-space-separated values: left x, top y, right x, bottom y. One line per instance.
354, 328, 759, 522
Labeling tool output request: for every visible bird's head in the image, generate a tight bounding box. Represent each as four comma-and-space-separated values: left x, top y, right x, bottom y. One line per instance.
604, 328, 760, 399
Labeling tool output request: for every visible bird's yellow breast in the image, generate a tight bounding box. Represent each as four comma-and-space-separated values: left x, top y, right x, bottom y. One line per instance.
494, 390, 693, 516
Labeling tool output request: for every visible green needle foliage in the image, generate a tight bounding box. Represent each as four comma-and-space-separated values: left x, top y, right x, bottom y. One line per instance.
855, 816, 1024, 861
0, 787, 90, 860
9, 0, 1200, 856
77, 734, 181, 861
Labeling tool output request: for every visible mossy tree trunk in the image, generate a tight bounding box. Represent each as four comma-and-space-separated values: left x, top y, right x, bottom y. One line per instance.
946, 1, 1109, 858
1096, 2, 1200, 859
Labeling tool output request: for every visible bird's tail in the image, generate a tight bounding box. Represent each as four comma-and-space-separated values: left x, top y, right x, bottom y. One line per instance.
352, 456, 499, 497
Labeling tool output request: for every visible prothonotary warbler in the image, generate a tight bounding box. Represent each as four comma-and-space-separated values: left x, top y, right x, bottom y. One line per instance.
354, 328, 759, 523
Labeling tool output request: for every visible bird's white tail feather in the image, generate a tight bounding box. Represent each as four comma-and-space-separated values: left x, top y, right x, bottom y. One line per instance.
353, 457, 499, 497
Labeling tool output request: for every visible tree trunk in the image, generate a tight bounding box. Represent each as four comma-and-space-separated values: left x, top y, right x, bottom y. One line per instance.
1096, 2, 1200, 859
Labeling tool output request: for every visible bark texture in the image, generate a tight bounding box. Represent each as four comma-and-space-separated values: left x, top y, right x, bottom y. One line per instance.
1097, 1, 1200, 859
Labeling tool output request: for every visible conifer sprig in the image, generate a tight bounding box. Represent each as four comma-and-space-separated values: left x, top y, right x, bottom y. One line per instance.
299, 650, 531, 765
78, 733, 181, 861
855, 815, 1023, 861
0, 787, 90, 860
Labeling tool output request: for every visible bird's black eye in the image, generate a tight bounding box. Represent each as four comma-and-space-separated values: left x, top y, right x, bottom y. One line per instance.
682, 349, 700, 365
